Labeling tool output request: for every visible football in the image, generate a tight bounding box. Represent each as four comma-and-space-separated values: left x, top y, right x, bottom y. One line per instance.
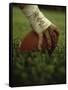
18, 31, 45, 52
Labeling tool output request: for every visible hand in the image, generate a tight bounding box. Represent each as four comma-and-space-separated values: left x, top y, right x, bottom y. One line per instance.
18, 24, 59, 56
42, 24, 59, 55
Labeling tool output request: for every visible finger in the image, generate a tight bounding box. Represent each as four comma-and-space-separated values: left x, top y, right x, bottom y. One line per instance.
44, 30, 52, 50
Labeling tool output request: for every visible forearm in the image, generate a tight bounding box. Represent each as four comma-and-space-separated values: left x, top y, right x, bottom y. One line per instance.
20, 5, 52, 34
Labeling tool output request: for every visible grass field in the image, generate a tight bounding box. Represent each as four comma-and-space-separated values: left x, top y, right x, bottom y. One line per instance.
12, 6, 66, 86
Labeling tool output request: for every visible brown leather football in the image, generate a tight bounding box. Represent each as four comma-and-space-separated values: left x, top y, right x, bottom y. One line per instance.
18, 31, 39, 52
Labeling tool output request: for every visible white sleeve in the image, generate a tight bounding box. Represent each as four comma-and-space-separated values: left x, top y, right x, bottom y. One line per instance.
22, 5, 52, 34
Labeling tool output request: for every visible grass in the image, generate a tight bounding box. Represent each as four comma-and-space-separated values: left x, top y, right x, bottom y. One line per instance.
12, 6, 66, 87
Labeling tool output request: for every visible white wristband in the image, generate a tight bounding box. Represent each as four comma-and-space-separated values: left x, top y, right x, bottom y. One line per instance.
22, 5, 52, 34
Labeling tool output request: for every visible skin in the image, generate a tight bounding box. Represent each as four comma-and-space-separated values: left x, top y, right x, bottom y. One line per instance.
38, 33, 43, 50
